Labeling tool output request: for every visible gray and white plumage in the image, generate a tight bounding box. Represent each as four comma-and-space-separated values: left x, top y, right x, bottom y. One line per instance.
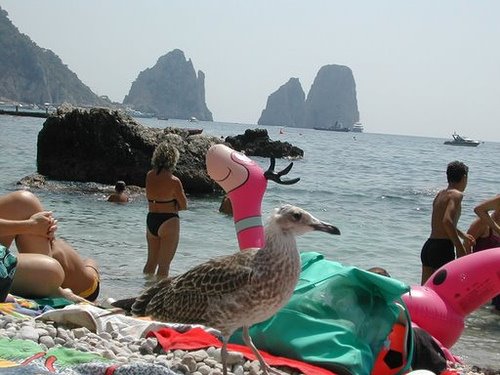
115, 204, 340, 375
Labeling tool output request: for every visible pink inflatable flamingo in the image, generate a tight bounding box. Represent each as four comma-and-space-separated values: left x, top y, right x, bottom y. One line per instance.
206, 144, 299, 250
402, 247, 500, 348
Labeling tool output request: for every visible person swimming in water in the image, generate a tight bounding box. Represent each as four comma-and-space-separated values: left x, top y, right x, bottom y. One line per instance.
144, 141, 188, 277
107, 180, 129, 203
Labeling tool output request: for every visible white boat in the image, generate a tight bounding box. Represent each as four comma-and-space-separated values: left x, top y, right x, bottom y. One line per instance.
443, 132, 480, 147
188, 116, 198, 122
352, 122, 364, 133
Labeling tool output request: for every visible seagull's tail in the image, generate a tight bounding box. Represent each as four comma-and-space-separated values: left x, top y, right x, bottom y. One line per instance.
132, 278, 173, 316
110, 297, 137, 313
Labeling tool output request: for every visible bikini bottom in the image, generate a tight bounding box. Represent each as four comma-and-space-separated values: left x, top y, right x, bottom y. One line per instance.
79, 265, 100, 302
147, 212, 179, 236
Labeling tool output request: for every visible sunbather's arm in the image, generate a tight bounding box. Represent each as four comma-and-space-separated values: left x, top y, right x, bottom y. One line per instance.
0, 211, 57, 238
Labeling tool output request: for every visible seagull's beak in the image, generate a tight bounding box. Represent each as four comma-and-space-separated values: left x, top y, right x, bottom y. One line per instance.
311, 221, 341, 235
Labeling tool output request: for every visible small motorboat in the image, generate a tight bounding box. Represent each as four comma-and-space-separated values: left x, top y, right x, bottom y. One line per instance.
444, 132, 480, 147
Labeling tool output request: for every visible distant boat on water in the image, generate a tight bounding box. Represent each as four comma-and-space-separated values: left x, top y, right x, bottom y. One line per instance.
313, 121, 350, 132
125, 108, 155, 118
443, 132, 480, 147
352, 122, 364, 133
188, 116, 198, 122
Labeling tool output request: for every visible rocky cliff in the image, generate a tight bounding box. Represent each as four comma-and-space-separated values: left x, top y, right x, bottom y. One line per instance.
257, 78, 305, 128
123, 49, 213, 121
258, 65, 359, 129
0, 8, 109, 107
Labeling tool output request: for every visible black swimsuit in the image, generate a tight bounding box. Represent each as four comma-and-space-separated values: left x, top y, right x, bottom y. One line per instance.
420, 238, 455, 269
147, 212, 179, 236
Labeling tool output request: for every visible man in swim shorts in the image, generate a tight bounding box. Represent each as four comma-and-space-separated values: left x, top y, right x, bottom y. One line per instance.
420, 161, 474, 285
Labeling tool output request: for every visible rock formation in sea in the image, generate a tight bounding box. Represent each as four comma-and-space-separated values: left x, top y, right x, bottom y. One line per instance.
225, 129, 303, 159
0, 7, 109, 107
35, 107, 301, 194
257, 78, 305, 128
258, 65, 360, 129
304, 64, 359, 129
123, 49, 213, 121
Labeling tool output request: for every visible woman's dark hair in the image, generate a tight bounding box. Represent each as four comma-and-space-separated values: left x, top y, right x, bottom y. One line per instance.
367, 267, 391, 277
115, 180, 126, 192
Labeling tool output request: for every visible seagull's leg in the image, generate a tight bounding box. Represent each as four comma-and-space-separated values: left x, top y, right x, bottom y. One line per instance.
221, 336, 229, 375
242, 326, 283, 375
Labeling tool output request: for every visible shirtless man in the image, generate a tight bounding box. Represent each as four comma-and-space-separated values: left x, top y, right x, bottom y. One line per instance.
420, 161, 474, 285
107, 180, 129, 203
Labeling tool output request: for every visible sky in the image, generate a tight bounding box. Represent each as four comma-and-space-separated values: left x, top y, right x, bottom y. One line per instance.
1, 0, 499, 141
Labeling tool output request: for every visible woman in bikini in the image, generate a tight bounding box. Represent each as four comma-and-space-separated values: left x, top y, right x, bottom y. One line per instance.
144, 141, 188, 277
465, 194, 500, 313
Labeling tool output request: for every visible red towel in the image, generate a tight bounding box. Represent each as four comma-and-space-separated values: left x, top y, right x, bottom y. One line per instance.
147, 327, 335, 375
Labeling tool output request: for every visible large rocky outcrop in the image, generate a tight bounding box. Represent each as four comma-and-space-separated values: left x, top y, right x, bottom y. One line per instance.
225, 129, 303, 159
123, 49, 213, 121
258, 65, 359, 129
304, 65, 359, 128
37, 107, 220, 194
0, 7, 109, 107
257, 78, 305, 128
36, 107, 302, 194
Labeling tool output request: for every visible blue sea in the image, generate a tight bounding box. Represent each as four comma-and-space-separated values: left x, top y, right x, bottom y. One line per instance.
1, 115, 498, 367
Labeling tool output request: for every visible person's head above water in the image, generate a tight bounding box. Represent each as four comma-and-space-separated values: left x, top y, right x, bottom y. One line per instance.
115, 180, 126, 192
367, 267, 391, 278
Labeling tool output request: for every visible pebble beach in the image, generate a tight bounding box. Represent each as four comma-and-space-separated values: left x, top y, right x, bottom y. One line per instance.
0, 312, 498, 375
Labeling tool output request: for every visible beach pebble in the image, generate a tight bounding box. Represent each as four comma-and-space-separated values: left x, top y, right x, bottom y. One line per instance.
226, 351, 244, 365
39, 335, 55, 348
191, 349, 209, 362
182, 354, 199, 372
140, 337, 158, 354
16, 325, 39, 341
99, 331, 113, 340
72, 327, 90, 339
197, 364, 212, 375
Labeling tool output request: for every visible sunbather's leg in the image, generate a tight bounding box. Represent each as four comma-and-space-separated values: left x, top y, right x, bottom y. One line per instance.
0, 191, 52, 254
10, 252, 87, 303
10, 253, 65, 297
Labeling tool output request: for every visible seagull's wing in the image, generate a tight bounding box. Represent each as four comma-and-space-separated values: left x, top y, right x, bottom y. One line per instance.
144, 250, 257, 323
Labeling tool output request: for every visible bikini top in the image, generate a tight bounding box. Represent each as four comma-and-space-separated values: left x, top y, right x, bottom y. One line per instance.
474, 227, 500, 252
148, 198, 177, 204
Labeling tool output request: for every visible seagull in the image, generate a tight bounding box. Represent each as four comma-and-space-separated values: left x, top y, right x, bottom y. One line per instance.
113, 204, 340, 375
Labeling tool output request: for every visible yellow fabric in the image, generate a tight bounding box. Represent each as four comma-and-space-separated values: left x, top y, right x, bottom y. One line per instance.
78, 266, 99, 299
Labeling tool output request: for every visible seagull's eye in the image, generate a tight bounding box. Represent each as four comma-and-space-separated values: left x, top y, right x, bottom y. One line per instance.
292, 212, 302, 221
